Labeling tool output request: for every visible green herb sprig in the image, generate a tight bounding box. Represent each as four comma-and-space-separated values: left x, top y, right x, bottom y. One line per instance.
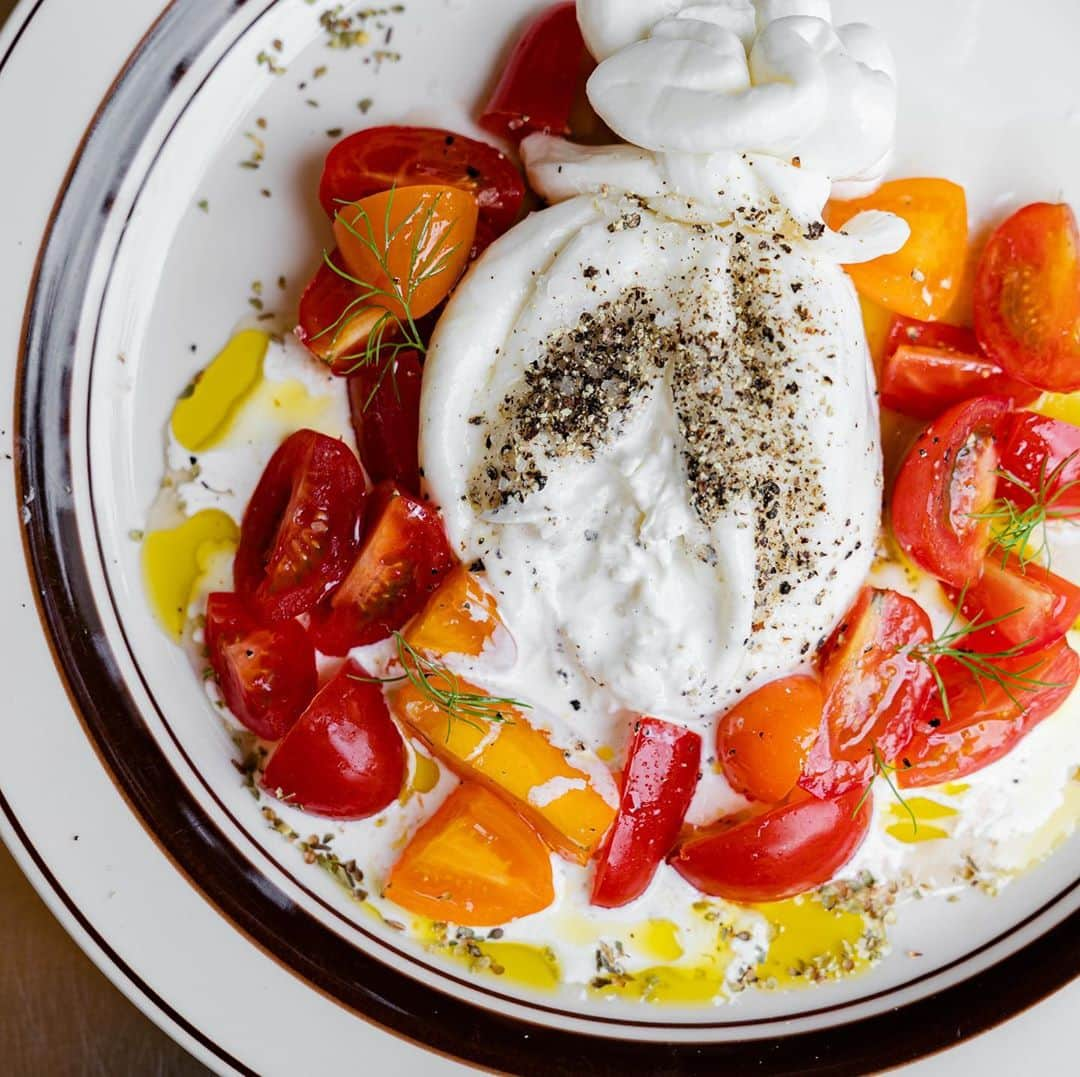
357, 633, 525, 742
971, 449, 1080, 570
853, 743, 916, 834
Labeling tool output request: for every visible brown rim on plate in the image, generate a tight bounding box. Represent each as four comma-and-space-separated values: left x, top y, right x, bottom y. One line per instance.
9, 0, 1080, 1072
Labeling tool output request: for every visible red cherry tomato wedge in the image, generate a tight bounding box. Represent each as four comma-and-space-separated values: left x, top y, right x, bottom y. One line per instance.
591, 718, 701, 909
309, 483, 455, 655
670, 789, 871, 904
296, 251, 442, 375
899, 638, 1079, 788
262, 661, 406, 818
996, 411, 1080, 515
799, 588, 934, 798
348, 350, 422, 494
974, 202, 1080, 393
891, 396, 1010, 587
880, 315, 1039, 419
204, 592, 317, 740
949, 554, 1080, 657
480, 2, 593, 144
234, 430, 365, 621
718, 676, 822, 804
319, 126, 525, 238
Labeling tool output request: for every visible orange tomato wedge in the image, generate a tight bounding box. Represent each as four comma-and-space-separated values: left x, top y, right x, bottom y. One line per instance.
386, 782, 554, 926
390, 682, 615, 864
333, 184, 478, 322
717, 676, 823, 804
826, 178, 968, 320
404, 565, 502, 658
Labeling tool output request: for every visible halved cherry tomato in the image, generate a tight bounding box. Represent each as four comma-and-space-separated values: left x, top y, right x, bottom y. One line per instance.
799, 588, 934, 798
997, 411, 1080, 514
718, 676, 822, 804
385, 782, 554, 926
347, 349, 422, 494
591, 718, 701, 909
309, 483, 454, 655
404, 565, 502, 658
391, 679, 614, 865
880, 315, 1039, 419
296, 254, 441, 375
826, 178, 968, 320
891, 396, 1010, 587
319, 126, 525, 238
480, 2, 593, 144
949, 554, 1080, 656
296, 250, 389, 373
974, 203, 1080, 393
234, 430, 365, 621
670, 789, 871, 904
262, 661, 406, 819
204, 592, 317, 740
333, 185, 478, 323
899, 638, 1079, 788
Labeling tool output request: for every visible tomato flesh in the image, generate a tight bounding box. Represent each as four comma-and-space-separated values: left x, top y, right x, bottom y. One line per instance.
479, 2, 593, 144
950, 555, 1080, 657
385, 782, 555, 926
262, 661, 406, 819
974, 202, 1080, 393
718, 676, 822, 804
799, 588, 934, 798
826, 178, 968, 320
899, 639, 1079, 788
319, 125, 525, 238
891, 396, 1009, 587
880, 315, 1038, 419
309, 482, 455, 655
996, 411, 1080, 514
591, 718, 701, 909
234, 430, 365, 621
670, 790, 871, 904
348, 349, 422, 494
204, 592, 317, 740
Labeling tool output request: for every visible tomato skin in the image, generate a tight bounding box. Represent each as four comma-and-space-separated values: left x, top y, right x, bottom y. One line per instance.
949, 555, 1080, 657
204, 593, 318, 740
309, 483, 455, 655
386, 782, 554, 926
880, 315, 1039, 419
262, 661, 406, 819
974, 203, 1080, 393
899, 639, 1079, 788
670, 790, 871, 904
333, 185, 478, 323
799, 588, 934, 798
718, 677, 822, 804
826, 178, 968, 320
319, 125, 525, 237
479, 2, 591, 144
348, 350, 422, 494
997, 411, 1080, 514
891, 396, 1010, 587
234, 430, 365, 622
591, 718, 701, 909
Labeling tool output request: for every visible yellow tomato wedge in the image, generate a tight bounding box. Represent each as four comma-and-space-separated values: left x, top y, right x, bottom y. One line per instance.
827, 178, 968, 320
405, 565, 502, 658
333, 184, 478, 322
386, 783, 554, 926
389, 681, 615, 865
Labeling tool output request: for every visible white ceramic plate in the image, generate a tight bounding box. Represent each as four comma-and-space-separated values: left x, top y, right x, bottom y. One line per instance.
1, 1, 1078, 1073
